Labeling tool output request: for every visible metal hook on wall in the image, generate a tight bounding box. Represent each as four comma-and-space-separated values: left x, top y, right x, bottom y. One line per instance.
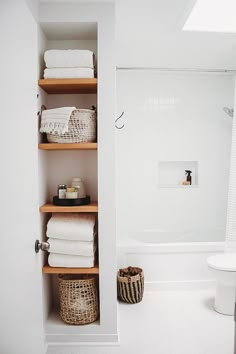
115, 111, 125, 129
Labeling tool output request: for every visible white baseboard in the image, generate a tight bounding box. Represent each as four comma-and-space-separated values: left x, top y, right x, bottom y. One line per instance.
46, 333, 120, 344
46, 334, 120, 354
144, 279, 216, 292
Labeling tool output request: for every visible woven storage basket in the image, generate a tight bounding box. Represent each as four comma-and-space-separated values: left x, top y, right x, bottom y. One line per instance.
47, 109, 96, 143
117, 267, 144, 304
58, 274, 98, 325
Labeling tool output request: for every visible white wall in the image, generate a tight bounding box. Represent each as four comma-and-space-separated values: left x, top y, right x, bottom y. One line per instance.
116, 71, 234, 242
0, 1, 45, 353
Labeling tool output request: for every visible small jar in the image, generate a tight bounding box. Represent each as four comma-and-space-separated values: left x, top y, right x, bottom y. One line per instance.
66, 191, 78, 199
65, 187, 77, 199
71, 177, 86, 198
57, 184, 67, 199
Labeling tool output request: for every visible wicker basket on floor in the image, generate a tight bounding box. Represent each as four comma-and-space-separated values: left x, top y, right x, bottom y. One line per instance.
117, 267, 144, 304
58, 274, 98, 325
47, 108, 96, 143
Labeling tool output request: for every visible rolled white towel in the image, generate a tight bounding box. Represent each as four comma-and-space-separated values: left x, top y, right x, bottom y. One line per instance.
44, 67, 94, 79
46, 213, 96, 241
48, 253, 94, 268
44, 49, 95, 68
48, 238, 95, 257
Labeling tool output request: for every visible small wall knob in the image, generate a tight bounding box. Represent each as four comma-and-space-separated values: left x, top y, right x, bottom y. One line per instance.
35, 240, 50, 253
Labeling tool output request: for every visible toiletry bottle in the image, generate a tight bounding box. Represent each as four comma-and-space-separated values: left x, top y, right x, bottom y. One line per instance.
71, 177, 86, 198
57, 184, 67, 199
185, 170, 192, 185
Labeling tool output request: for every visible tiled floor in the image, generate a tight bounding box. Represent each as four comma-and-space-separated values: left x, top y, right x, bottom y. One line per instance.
49, 289, 235, 354
89, 290, 233, 354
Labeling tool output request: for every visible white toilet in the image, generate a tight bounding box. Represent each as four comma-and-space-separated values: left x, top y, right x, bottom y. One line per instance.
207, 254, 236, 315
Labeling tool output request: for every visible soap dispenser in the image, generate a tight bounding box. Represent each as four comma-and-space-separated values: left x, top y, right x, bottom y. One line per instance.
185, 170, 192, 185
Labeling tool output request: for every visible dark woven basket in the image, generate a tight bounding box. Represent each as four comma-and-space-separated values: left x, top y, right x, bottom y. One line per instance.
117, 267, 144, 304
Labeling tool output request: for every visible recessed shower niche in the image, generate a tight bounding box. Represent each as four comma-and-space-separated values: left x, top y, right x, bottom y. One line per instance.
158, 161, 199, 188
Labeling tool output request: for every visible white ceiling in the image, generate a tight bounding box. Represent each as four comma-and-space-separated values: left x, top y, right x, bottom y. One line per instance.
38, 0, 236, 36
39, 0, 193, 31
113, 0, 236, 68
116, 0, 195, 33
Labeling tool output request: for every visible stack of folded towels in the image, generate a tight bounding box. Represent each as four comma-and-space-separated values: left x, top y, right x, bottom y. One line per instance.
47, 213, 96, 268
44, 49, 95, 79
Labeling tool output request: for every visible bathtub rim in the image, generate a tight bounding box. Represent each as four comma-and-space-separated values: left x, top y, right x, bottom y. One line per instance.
117, 240, 225, 254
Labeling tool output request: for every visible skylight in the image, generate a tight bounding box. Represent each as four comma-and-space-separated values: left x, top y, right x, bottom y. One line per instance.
183, 0, 236, 32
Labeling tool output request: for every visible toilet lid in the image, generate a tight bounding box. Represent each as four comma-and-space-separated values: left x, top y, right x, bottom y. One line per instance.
207, 254, 236, 271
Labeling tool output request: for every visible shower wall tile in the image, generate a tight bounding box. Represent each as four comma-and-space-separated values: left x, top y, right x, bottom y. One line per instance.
225, 83, 236, 249
116, 71, 234, 242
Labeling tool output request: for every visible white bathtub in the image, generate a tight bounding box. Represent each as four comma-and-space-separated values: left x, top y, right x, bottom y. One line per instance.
117, 230, 224, 291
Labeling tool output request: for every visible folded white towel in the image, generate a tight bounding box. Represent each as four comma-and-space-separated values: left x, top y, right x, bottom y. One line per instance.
44, 49, 94, 69
40, 107, 75, 135
48, 238, 95, 256
48, 253, 94, 268
44, 67, 94, 79
46, 213, 96, 241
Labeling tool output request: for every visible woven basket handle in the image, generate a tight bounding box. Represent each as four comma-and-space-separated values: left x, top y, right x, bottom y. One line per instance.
40, 104, 47, 115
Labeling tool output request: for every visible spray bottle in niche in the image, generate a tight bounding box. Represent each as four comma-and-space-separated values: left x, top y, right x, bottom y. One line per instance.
185, 170, 192, 185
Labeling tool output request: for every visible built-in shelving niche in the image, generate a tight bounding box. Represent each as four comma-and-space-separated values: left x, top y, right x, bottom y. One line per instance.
158, 161, 199, 188
38, 20, 100, 337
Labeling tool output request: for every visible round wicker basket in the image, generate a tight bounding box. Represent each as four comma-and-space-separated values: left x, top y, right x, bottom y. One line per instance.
47, 108, 96, 143
117, 267, 144, 304
58, 274, 98, 325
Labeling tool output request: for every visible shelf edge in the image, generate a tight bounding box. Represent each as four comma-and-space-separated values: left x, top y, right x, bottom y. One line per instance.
43, 264, 99, 274
38, 143, 97, 150
39, 202, 98, 213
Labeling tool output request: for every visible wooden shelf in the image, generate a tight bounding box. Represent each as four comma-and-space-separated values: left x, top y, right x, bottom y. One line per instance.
38, 78, 97, 94
43, 264, 99, 274
38, 142, 97, 150
40, 202, 98, 213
